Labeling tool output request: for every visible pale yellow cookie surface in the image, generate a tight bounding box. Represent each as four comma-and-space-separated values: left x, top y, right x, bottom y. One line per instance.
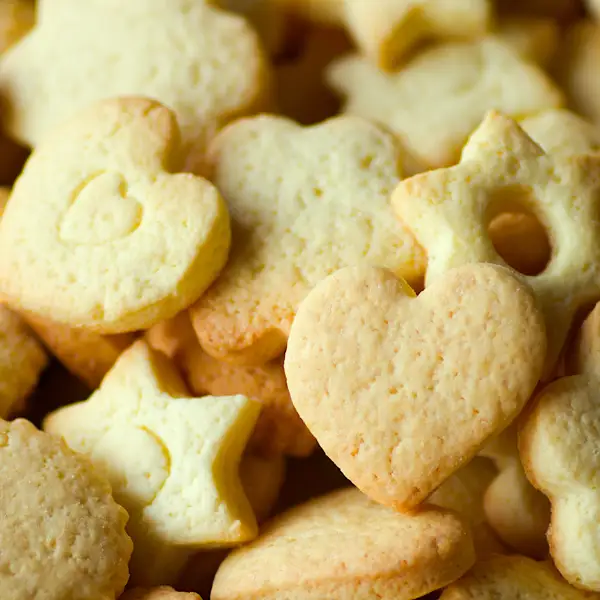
44, 340, 260, 586
0, 97, 230, 334
0, 418, 132, 600
190, 114, 425, 364
285, 263, 546, 509
212, 488, 475, 600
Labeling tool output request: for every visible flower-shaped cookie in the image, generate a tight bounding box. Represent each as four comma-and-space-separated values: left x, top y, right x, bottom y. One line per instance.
328, 38, 563, 170
0, 418, 132, 600
190, 114, 426, 364
0, 97, 231, 333
0, 0, 270, 160
285, 263, 546, 509
393, 111, 600, 376
212, 488, 475, 600
441, 555, 594, 600
519, 302, 600, 591
44, 340, 261, 586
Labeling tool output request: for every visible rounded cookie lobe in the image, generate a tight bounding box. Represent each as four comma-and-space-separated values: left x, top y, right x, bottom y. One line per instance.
0, 418, 132, 600
285, 263, 546, 509
212, 488, 475, 600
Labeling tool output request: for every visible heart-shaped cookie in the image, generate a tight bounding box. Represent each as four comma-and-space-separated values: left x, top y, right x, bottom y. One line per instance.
285, 263, 546, 509
0, 97, 230, 333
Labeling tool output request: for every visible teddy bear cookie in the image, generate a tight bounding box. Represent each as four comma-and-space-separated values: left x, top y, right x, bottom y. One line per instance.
440, 555, 597, 599
190, 114, 425, 364
148, 312, 315, 457
519, 301, 600, 591
0, 417, 132, 599
0, 0, 270, 163
285, 263, 546, 509
212, 488, 475, 600
393, 110, 600, 377
121, 587, 201, 600
327, 37, 562, 171
44, 340, 261, 586
0, 97, 231, 334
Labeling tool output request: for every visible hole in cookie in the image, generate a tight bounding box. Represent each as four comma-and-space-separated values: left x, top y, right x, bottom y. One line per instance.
486, 186, 551, 276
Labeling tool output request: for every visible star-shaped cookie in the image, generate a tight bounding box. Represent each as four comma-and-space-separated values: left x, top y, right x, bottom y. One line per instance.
44, 340, 261, 585
393, 110, 600, 377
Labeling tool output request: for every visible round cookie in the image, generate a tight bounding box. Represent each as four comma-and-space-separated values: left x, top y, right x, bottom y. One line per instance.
0, 418, 132, 600
212, 488, 475, 600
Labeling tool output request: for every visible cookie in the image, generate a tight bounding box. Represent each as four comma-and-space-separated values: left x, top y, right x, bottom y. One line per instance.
440, 555, 596, 599
190, 114, 426, 364
26, 316, 135, 389
212, 488, 475, 600
239, 453, 286, 523
327, 38, 563, 171
587, 0, 600, 19
0, 97, 231, 334
0, 0, 34, 54
0, 418, 132, 599
429, 458, 506, 558
285, 263, 546, 509
496, 16, 559, 66
480, 425, 550, 559
44, 340, 261, 586
121, 588, 201, 600
393, 110, 600, 377
147, 312, 315, 457
519, 302, 600, 590
277, 0, 492, 71
0, 0, 270, 163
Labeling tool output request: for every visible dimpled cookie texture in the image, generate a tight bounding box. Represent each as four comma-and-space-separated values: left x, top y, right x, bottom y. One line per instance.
190, 114, 425, 364
0, 97, 231, 334
285, 263, 546, 509
0, 418, 132, 600
212, 488, 476, 600
0, 0, 270, 160
44, 340, 261, 586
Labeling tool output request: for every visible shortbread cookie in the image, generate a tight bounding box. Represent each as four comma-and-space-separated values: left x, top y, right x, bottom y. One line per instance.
240, 453, 286, 523
121, 588, 201, 600
430, 458, 506, 558
0, 98, 231, 334
190, 115, 426, 364
440, 555, 597, 599
212, 488, 475, 600
26, 316, 135, 388
0, 418, 132, 599
285, 263, 546, 509
44, 340, 260, 586
393, 111, 600, 377
496, 17, 559, 66
0, 0, 270, 162
480, 425, 550, 559
519, 302, 600, 590
328, 38, 563, 171
147, 313, 315, 457
556, 23, 600, 126
0, 0, 34, 54
277, 0, 492, 71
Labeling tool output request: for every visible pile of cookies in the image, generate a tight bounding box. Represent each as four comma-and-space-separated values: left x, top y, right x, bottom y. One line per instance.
2, 0, 600, 598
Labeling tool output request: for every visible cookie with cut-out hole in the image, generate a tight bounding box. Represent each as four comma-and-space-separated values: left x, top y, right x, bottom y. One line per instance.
327, 38, 562, 171
285, 263, 546, 509
44, 340, 261, 586
121, 587, 201, 600
147, 312, 315, 457
0, 97, 231, 334
212, 488, 475, 600
393, 110, 600, 377
190, 114, 425, 364
276, 0, 492, 71
480, 425, 550, 559
440, 555, 597, 600
519, 301, 600, 591
0, 0, 270, 161
430, 457, 506, 558
0, 418, 133, 600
